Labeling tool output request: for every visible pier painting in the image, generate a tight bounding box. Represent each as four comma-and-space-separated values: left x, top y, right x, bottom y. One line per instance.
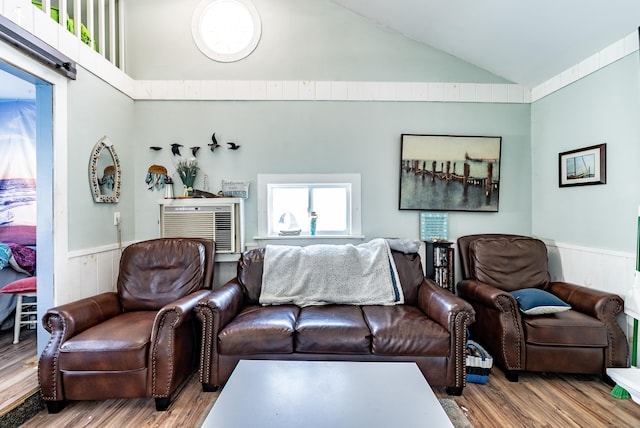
399, 134, 502, 212
558, 144, 606, 187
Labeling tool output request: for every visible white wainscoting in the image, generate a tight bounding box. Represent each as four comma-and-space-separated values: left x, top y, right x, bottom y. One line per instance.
543, 239, 636, 349
64, 244, 123, 305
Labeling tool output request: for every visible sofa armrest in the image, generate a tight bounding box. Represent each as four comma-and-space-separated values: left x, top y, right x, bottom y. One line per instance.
39, 292, 121, 401
194, 280, 245, 386
196, 280, 245, 328
417, 279, 475, 331
418, 279, 475, 390
549, 281, 628, 367
456, 279, 525, 371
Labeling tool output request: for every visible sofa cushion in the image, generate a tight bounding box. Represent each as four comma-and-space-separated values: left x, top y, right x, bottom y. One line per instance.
523, 310, 608, 347
362, 306, 450, 356
218, 305, 299, 354
391, 251, 423, 306
59, 311, 155, 371
469, 237, 550, 291
237, 247, 265, 304
295, 305, 371, 354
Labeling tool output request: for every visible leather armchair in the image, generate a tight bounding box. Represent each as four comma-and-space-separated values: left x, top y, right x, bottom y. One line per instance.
38, 238, 215, 413
457, 234, 628, 381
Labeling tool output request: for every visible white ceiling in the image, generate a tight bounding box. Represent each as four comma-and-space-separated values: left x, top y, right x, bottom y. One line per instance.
2, 1, 638, 96
331, 0, 640, 88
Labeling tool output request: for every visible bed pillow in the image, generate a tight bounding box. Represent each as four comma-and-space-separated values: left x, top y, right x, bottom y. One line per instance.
0, 276, 36, 293
0, 242, 10, 270
7, 243, 36, 275
510, 288, 571, 315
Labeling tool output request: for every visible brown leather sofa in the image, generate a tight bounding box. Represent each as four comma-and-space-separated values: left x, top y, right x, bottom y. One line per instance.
38, 238, 215, 412
195, 246, 475, 395
457, 234, 628, 382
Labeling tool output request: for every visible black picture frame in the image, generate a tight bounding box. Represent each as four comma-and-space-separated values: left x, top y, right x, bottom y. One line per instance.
399, 134, 502, 212
558, 143, 606, 187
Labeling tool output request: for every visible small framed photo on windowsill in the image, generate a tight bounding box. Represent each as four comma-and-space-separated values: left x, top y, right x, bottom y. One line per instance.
558, 143, 606, 188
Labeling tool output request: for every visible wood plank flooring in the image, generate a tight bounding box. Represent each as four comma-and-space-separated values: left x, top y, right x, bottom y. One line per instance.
0, 328, 38, 416
16, 363, 640, 427
434, 368, 640, 427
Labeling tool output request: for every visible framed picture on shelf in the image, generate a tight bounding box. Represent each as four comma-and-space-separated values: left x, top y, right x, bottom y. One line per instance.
558, 143, 606, 188
399, 134, 502, 212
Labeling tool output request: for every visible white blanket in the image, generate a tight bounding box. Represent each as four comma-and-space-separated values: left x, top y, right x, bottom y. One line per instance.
259, 238, 404, 307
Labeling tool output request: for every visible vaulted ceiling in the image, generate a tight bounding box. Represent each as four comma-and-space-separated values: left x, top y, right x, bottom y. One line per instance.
332, 0, 640, 88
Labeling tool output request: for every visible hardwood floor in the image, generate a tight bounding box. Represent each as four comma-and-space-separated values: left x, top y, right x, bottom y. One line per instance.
17, 363, 640, 427
0, 328, 38, 417
433, 368, 640, 427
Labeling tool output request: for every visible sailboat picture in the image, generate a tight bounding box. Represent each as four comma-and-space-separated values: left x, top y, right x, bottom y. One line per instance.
558, 143, 607, 187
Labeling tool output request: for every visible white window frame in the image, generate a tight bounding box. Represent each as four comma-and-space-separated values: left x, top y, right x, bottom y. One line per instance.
257, 173, 362, 239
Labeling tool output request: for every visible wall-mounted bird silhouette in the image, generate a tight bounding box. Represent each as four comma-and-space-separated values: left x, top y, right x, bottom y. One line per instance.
149, 146, 162, 151
170, 143, 183, 156
191, 146, 201, 157
227, 142, 241, 150
208, 133, 221, 152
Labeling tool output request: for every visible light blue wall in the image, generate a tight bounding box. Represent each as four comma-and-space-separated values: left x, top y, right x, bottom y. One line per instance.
134, 100, 532, 243
67, 68, 135, 251
66, 0, 532, 251
531, 54, 640, 253
124, 0, 510, 83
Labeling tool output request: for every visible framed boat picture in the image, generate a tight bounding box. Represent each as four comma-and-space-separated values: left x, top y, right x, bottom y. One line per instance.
399, 134, 502, 212
558, 143, 606, 187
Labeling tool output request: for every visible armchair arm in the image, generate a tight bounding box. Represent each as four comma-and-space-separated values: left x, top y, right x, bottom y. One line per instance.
417, 279, 475, 390
457, 279, 525, 371
39, 292, 121, 401
548, 281, 624, 320
150, 288, 212, 398
194, 280, 245, 386
549, 281, 628, 367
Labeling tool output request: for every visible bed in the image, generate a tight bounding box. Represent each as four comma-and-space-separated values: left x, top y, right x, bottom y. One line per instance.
0, 227, 36, 330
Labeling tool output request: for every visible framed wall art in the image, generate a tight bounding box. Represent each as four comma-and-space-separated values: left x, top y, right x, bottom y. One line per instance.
399, 134, 502, 212
558, 143, 606, 187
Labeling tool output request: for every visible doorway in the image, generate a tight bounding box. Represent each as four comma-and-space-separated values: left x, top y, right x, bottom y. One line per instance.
0, 56, 58, 416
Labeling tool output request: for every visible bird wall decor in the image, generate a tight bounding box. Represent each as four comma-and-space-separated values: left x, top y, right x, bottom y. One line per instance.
191, 146, 201, 157
208, 133, 220, 152
149, 146, 162, 151
170, 143, 183, 156
227, 142, 240, 150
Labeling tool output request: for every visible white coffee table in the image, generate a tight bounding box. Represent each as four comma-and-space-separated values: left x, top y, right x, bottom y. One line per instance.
201, 360, 453, 428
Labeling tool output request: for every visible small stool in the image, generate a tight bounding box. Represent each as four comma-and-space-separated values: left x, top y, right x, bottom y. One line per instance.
0, 276, 37, 344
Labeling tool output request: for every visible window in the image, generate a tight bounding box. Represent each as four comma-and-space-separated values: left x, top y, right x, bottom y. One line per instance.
258, 174, 362, 238
191, 0, 262, 63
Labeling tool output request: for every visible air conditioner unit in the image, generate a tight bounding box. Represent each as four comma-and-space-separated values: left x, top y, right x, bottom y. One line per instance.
160, 201, 242, 253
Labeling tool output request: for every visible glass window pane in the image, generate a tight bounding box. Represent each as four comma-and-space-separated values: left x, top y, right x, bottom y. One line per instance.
312, 187, 347, 232
270, 187, 308, 234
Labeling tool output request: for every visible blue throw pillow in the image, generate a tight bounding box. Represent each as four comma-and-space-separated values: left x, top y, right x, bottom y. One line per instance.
510, 288, 571, 315
0, 242, 10, 270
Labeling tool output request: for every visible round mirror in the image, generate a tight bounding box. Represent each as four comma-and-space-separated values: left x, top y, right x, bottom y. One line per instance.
89, 136, 121, 203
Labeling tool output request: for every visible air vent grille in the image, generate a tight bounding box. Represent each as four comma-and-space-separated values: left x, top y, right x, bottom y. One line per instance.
160, 204, 236, 253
